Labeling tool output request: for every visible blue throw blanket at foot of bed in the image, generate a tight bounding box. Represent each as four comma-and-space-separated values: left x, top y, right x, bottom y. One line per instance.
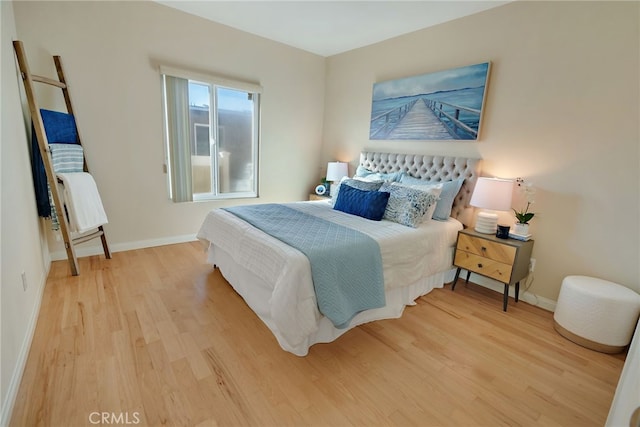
224, 204, 386, 328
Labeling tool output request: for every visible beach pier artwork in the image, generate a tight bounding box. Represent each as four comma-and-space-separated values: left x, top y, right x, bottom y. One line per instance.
369, 62, 491, 141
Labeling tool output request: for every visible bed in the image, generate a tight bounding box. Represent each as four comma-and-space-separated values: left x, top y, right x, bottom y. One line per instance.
197, 152, 482, 356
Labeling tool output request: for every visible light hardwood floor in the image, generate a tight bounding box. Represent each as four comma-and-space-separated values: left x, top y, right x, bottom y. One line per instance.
10, 242, 625, 426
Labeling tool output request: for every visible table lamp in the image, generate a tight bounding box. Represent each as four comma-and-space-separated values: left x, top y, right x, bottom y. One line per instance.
470, 177, 514, 234
326, 161, 348, 195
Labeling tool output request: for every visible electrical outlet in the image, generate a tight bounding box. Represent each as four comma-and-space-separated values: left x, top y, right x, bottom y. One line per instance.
21, 271, 28, 291
529, 258, 536, 272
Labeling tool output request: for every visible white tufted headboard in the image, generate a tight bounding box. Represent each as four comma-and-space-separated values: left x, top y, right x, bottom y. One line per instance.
359, 152, 482, 226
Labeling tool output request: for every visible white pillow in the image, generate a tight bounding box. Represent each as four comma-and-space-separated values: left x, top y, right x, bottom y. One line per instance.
422, 184, 443, 220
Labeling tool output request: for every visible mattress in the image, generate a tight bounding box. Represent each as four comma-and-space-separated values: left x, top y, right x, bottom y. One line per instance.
197, 200, 463, 355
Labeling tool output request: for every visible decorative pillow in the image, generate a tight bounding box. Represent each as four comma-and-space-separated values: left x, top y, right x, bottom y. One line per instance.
40, 109, 78, 143
399, 175, 464, 221
379, 182, 439, 228
331, 177, 384, 206
334, 185, 390, 221
355, 165, 403, 183
407, 183, 443, 221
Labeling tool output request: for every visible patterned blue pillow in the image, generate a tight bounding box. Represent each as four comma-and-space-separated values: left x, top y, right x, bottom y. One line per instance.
379, 182, 439, 228
399, 175, 464, 221
330, 178, 384, 206
334, 184, 390, 221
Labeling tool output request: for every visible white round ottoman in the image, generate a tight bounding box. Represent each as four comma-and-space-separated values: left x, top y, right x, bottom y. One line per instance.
554, 275, 640, 353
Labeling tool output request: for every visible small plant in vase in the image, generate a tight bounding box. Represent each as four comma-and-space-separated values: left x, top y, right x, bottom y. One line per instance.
512, 183, 536, 235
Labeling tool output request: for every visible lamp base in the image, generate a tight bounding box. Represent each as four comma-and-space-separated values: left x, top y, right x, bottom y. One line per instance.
329, 182, 339, 197
475, 211, 498, 234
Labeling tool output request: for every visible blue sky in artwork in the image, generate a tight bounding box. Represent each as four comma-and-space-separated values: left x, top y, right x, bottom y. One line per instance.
372, 62, 489, 101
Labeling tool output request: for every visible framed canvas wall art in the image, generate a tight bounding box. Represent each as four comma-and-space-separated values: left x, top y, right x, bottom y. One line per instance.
369, 62, 491, 141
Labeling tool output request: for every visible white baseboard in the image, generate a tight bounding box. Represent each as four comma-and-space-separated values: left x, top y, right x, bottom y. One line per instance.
468, 273, 557, 312
50, 234, 198, 261
0, 263, 50, 427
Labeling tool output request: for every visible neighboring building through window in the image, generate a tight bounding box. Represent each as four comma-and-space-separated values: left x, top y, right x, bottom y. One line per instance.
161, 66, 261, 202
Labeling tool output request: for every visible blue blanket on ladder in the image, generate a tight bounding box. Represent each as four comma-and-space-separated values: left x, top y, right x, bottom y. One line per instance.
31, 109, 80, 219
224, 204, 386, 328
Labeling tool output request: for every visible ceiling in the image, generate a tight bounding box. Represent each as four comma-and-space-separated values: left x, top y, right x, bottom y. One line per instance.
156, 1, 510, 57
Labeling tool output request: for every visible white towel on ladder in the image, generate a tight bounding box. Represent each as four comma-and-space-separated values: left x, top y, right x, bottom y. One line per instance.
56, 172, 108, 234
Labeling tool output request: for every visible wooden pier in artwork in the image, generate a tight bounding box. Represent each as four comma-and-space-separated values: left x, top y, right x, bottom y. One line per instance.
370, 97, 481, 140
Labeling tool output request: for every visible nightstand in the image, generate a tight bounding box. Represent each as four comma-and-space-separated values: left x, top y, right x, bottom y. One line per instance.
309, 193, 331, 201
452, 228, 534, 311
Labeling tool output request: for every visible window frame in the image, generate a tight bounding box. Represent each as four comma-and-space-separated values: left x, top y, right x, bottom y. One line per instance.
193, 122, 211, 157
160, 65, 262, 202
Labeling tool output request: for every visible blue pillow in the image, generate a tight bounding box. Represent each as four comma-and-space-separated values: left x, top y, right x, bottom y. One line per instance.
331, 178, 384, 206
334, 184, 390, 221
400, 175, 464, 221
355, 165, 403, 182
40, 109, 78, 143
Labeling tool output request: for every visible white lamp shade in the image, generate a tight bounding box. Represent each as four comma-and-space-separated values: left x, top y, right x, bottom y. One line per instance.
470, 177, 514, 234
326, 162, 348, 182
470, 177, 514, 211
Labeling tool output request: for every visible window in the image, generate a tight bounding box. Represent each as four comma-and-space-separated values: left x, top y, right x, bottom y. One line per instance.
161, 66, 261, 202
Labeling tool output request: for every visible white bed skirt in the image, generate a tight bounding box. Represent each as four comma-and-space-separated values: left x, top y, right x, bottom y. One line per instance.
207, 243, 455, 356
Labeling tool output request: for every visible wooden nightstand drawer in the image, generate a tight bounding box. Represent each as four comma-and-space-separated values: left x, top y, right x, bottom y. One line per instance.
309, 194, 330, 201
456, 233, 516, 264
454, 250, 513, 283
452, 228, 534, 311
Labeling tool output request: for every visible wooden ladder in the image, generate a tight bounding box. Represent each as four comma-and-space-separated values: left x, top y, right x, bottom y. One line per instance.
13, 40, 111, 276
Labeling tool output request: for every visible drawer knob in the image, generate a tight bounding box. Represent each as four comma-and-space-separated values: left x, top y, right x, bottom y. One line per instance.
481, 246, 487, 252
477, 263, 483, 268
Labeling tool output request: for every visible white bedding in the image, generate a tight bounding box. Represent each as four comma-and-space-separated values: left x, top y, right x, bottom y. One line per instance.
197, 200, 462, 355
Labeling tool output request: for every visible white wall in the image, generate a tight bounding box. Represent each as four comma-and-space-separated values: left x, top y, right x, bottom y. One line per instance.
322, 1, 640, 302
12, 0, 326, 258
1, 1, 51, 423
3, 0, 325, 423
